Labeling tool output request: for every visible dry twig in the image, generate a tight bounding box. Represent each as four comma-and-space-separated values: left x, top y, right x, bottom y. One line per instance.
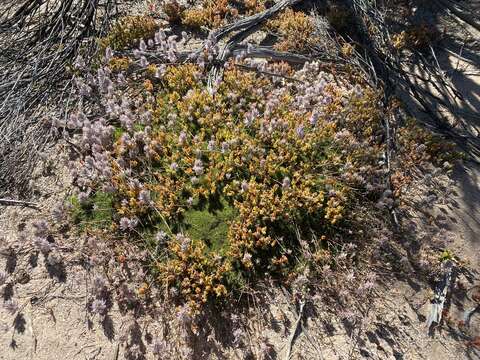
0, 0, 117, 197
284, 299, 305, 360
0, 198, 38, 208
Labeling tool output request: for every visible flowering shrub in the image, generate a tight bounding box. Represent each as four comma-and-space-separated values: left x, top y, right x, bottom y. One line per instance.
181, 0, 231, 29
62, 22, 458, 311
98, 16, 158, 52
267, 9, 318, 52
181, 0, 266, 29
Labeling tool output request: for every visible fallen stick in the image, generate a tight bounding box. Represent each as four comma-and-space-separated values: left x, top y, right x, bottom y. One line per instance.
234, 63, 304, 83
209, 0, 306, 86
384, 112, 399, 230
135, 45, 311, 66
0, 198, 38, 208
210, 0, 304, 45
284, 299, 305, 360
426, 260, 455, 333
437, 0, 480, 32
234, 45, 311, 64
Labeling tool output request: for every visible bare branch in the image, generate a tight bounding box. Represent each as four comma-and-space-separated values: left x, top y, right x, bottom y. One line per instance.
0, 198, 38, 208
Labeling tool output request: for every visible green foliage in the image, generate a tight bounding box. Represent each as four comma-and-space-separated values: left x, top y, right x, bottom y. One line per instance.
70, 192, 114, 230
182, 199, 236, 254
440, 249, 454, 262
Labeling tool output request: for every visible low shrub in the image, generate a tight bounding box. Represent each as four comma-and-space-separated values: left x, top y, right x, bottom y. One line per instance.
65, 28, 457, 311
267, 9, 318, 52
181, 0, 266, 29
98, 16, 158, 52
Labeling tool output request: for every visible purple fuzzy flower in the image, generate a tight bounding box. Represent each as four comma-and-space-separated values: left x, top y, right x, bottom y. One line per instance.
232, 328, 244, 347
140, 56, 149, 68
32, 219, 49, 237
91, 299, 107, 315
139, 39, 147, 52
74, 56, 86, 69
47, 252, 61, 266
119, 217, 137, 231
152, 338, 167, 356
296, 125, 305, 139
91, 275, 108, 296
33, 237, 52, 254
138, 190, 151, 205
221, 142, 229, 153
155, 65, 166, 79
77, 191, 90, 204
52, 202, 66, 222
192, 159, 204, 176
207, 139, 215, 151
155, 231, 167, 243
178, 131, 187, 145
309, 111, 319, 126
155, 30, 166, 44
353, 84, 363, 97
170, 162, 178, 171
105, 47, 113, 62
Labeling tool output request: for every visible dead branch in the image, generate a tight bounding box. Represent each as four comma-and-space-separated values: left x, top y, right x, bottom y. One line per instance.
437, 0, 480, 32
112, 343, 120, 360
131, 44, 311, 67
209, 0, 306, 86
0, 198, 38, 208
209, 0, 304, 45
384, 112, 399, 230
0, 0, 117, 197
235, 45, 311, 64
284, 299, 305, 360
427, 260, 455, 333
234, 63, 304, 83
